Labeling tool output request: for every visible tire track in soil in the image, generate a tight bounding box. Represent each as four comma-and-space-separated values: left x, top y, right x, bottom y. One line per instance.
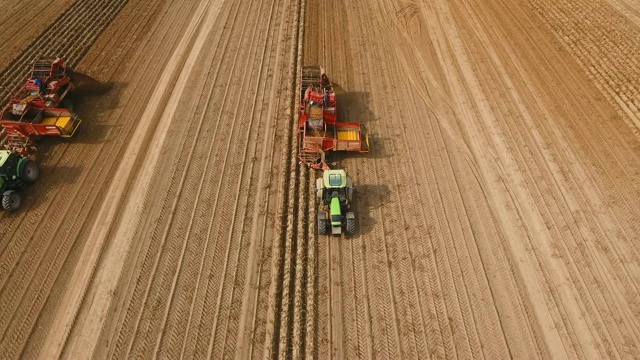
257, 0, 307, 358
170, 6, 246, 359
470, 0, 640, 354
39, 1, 224, 358
103, 2, 243, 358
188, 9, 260, 356
100, 1, 256, 359
371, 5, 496, 357
458, 6, 609, 357
524, 0, 640, 134
373, 2, 507, 357
421, 1, 577, 356
0, 1, 144, 358
420, 0, 640, 356
0, 0, 131, 289
451, 0, 635, 356
103, 0, 299, 358
0, 0, 76, 67
205, 0, 284, 357
372, 0, 637, 358
358, 2, 482, 358
151, 2, 268, 356
236, 1, 297, 356
310, 0, 564, 354
53, 2, 209, 359
25, 1, 194, 357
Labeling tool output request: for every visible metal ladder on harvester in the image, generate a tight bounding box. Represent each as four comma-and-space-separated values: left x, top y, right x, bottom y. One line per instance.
298, 125, 324, 166
301, 66, 322, 93
3, 130, 35, 155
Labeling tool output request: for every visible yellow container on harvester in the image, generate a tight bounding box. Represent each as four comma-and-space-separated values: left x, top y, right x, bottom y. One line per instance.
41, 116, 74, 134
337, 130, 360, 141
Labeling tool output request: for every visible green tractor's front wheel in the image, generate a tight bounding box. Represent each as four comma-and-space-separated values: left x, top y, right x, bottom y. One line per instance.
346, 212, 356, 236
2, 191, 22, 211
318, 211, 328, 235
19, 159, 39, 183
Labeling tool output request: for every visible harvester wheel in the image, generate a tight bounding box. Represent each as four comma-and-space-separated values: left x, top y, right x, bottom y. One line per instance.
20, 160, 39, 183
346, 212, 356, 236
317, 211, 328, 235
2, 191, 22, 211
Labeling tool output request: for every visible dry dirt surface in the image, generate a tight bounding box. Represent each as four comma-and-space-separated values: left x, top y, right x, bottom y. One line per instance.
0, 0, 640, 359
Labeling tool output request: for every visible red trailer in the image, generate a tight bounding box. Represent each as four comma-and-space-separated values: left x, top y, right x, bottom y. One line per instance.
297, 66, 369, 169
1, 107, 80, 156
0, 58, 79, 155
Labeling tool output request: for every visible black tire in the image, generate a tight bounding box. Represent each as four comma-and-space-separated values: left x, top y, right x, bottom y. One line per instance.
2, 191, 22, 211
346, 212, 356, 236
20, 160, 39, 183
318, 211, 328, 235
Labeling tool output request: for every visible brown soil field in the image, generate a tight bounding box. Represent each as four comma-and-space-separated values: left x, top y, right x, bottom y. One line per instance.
0, 0, 639, 358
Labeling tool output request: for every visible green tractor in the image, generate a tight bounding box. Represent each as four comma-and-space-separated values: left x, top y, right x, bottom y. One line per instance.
0, 150, 39, 211
316, 169, 355, 236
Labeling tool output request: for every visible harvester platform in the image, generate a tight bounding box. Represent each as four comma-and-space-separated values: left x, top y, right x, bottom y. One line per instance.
297, 66, 369, 169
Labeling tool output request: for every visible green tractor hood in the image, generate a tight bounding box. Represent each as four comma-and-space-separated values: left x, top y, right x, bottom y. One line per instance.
330, 197, 342, 226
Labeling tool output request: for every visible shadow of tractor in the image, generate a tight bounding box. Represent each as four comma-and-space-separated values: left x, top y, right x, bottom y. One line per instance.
351, 183, 390, 236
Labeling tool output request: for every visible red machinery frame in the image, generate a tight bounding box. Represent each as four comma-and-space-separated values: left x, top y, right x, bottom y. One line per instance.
297, 66, 369, 169
0, 58, 79, 156
10, 57, 74, 113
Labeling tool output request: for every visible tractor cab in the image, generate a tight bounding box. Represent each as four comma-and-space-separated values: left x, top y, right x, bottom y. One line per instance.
316, 169, 356, 236
0, 151, 20, 181
318, 169, 351, 203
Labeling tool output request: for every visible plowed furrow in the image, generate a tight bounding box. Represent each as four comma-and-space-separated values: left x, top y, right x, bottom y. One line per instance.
44, 1, 231, 358
480, 0, 640, 351
111, 2, 256, 358
460, 0, 640, 354
0, 2, 152, 358
0, 0, 75, 66
207, 4, 270, 359
238, 3, 297, 356
91, 7, 226, 359
0, 0, 129, 286
0, 0, 129, 105
525, 0, 640, 133
213, 3, 283, 357
259, 1, 300, 355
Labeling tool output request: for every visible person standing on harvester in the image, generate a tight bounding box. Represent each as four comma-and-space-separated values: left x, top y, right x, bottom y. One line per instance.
34, 76, 45, 95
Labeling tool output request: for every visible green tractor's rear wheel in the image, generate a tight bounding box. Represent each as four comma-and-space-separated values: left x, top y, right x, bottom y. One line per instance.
20, 159, 39, 183
318, 211, 328, 235
346, 212, 356, 236
2, 191, 22, 211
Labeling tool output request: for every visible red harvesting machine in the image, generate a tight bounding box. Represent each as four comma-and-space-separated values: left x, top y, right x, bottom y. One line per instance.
0, 57, 80, 156
297, 66, 369, 169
